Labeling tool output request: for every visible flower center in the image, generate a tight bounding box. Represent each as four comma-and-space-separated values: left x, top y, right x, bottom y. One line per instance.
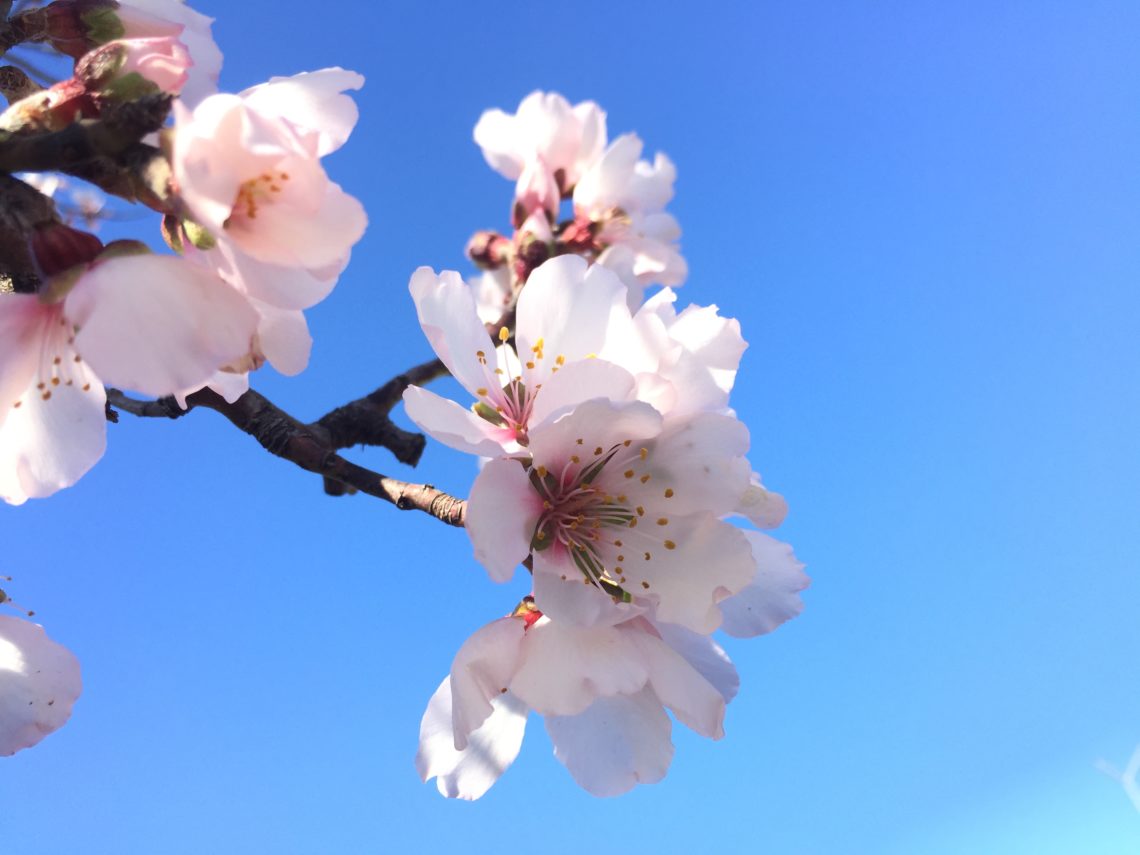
528, 438, 678, 601
229, 171, 289, 224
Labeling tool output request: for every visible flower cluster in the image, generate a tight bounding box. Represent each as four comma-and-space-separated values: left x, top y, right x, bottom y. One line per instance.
409, 93, 807, 798
0, 5, 805, 806
0, 0, 365, 507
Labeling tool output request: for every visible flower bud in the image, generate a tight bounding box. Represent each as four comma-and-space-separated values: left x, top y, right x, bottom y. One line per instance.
76, 35, 190, 98
466, 230, 511, 270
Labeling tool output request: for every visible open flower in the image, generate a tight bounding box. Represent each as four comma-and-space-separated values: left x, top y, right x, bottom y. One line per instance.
402, 256, 649, 457
416, 602, 736, 799
172, 68, 367, 312
474, 90, 606, 221
0, 616, 82, 756
466, 398, 761, 632
574, 133, 687, 301
0, 250, 257, 504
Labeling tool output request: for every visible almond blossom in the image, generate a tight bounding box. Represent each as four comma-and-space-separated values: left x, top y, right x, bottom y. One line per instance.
474, 91, 606, 223
574, 134, 687, 304
172, 68, 367, 313
404, 254, 731, 457
0, 251, 258, 504
416, 601, 737, 799
0, 616, 82, 756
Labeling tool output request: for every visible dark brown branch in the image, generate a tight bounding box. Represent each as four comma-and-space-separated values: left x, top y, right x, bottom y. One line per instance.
106, 386, 467, 527
314, 356, 445, 461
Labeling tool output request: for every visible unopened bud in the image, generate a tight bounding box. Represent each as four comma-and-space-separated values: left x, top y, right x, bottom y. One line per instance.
466, 230, 511, 270
30, 221, 103, 278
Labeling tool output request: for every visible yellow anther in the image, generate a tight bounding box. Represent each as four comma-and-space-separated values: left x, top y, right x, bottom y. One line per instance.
656, 517, 668, 526
664, 540, 676, 550
499, 326, 510, 342
664, 488, 674, 498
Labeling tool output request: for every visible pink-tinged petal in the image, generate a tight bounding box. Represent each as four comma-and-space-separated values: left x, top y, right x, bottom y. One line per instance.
208, 240, 341, 311
240, 68, 364, 157
515, 257, 637, 384
567, 101, 607, 187
546, 688, 672, 797
0, 376, 106, 506
408, 267, 497, 398
735, 474, 789, 528
632, 629, 726, 739
67, 255, 258, 397
402, 386, 515, 458
510, 619, 649, 717
527, 359, 637, 426
172, 97, 278, 233
514, 161, 559, 222
0, 295, 45, 415
466, 458, 541, 582
654, 622, 739, 703
531, 558, 643, 627
449, 618, 527, 749
416, 677, 527, 800
604, 515, 756, 634
120, 0, 221, 106
0, 617, 81, 756
528, 398, 662, 471
720, 532, 809, 638
231, 178, 366, 271
254, 303, 311, 377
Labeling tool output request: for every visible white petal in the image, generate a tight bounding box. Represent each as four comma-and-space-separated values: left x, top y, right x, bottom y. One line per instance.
546, 688, 672, 797
531, 558, 643, 627
449, 618, 527, 748
615, 412, 753, 520
0, 365, 106, 506
631, 628, 726, 739
473, 108, 525, 180
408, 267, 498, 399
402, 385, 516, 458
416, 677, 527, 800
209, 240, 341, 311
719, 532, 809, 638
602, 515, 756, 634
528, 398, 662, 468
254, 303, 311, 377
527, 358, 637, 426
515, 256, 637, 385
0, 617, 82, 756
735, 475, 789, 528
510, 620, 649, 717
465, 458, 541, 582
0, 294, 44, 418
654, 622, 739, 703
241, 68, 364, 157
67, 255, 258, 397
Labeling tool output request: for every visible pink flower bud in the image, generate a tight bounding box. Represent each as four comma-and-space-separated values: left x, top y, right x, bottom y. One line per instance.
77, 35, 190, 96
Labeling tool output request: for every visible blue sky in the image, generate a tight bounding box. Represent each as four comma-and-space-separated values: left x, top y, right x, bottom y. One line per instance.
3, 1, 1140, 852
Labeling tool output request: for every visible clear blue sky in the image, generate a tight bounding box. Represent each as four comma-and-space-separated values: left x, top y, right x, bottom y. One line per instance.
4, 1, 1140, 852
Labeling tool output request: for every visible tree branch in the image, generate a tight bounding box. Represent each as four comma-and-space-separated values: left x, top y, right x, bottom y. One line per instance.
106, 386, 467, 527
